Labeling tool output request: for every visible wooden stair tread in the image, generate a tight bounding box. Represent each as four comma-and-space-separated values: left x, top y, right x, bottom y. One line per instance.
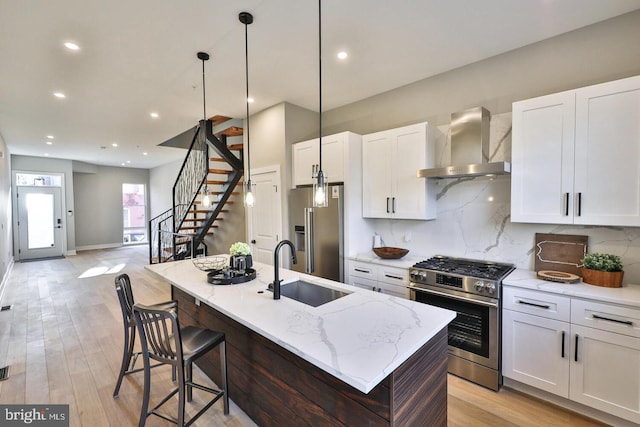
227, 143, 243, 150
209, 168, 233, 174
215, 126, 243, 138
209, 115, 232, 127
188, 209, 229, 214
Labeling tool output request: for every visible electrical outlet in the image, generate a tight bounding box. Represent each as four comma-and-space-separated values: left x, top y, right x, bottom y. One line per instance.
404, 232, 412, 242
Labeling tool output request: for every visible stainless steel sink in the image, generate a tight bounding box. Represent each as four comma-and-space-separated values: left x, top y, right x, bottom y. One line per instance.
273, 280, 350, 307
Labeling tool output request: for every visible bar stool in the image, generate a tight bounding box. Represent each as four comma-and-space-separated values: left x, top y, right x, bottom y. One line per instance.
133, 301, 229, 427
113, 273, 175, 398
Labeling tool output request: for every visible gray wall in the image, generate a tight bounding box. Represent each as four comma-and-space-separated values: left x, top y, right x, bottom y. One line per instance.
74, 166, 149, 249
149, 159, 181, 218
0, 133, 12, 302
11, 155, 77, 254
323, 9, 640, 134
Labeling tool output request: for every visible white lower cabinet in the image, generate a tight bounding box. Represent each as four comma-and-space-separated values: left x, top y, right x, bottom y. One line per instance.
347, 259, 409, 299
503, 286, 640, 424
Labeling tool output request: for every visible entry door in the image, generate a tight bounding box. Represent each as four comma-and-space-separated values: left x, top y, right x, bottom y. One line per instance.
17, 186, 64, 260
247, 168, 282, 265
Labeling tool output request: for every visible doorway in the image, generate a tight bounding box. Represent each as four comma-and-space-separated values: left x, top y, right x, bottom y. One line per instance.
16, 175, 65, 260
247, 166, 282, 265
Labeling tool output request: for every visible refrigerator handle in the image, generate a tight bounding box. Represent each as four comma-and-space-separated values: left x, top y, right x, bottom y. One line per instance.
304, 207, 315, 273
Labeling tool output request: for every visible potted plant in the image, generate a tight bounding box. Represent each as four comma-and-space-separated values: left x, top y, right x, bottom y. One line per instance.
581, 253, 624, 288
229, 242, 253, 271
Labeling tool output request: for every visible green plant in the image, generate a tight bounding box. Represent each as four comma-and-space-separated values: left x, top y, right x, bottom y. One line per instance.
229, 242, 251, 256
581, 253, 623, 272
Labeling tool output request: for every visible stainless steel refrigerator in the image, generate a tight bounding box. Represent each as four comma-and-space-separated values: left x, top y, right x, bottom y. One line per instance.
288, 185, 344, 282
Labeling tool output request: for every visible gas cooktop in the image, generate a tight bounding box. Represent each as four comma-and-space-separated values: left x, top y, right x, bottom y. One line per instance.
412, 255, 515, 281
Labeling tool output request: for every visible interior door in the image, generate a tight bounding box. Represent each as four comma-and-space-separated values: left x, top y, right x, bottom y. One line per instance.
17, 186, 64, 260
247, 169, 282, 265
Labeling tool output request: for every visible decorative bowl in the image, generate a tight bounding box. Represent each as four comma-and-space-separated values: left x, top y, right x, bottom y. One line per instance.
373, 247, 409, 259
192, 255, 227, 272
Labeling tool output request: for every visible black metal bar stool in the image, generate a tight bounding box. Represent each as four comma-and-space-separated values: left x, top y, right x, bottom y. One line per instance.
133, 301, 229, 427
113, 273, 175, 398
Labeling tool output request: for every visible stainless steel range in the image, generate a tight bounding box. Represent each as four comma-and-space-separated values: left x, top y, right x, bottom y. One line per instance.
409, 255, 514, 391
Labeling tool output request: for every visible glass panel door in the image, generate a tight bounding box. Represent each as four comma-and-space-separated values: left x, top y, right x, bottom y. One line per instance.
17, 185, 64, 260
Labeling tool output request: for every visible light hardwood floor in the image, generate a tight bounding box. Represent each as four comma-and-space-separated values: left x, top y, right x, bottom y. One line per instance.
0, 246, 607, 426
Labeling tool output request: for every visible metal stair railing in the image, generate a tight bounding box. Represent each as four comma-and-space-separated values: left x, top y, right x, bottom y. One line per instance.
148, 208, 172, 264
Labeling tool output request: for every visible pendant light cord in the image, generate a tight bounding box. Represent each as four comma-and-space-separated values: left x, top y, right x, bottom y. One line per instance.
244, 19, 251, 178
318, 0, 322, 174
201, 57, 206, 121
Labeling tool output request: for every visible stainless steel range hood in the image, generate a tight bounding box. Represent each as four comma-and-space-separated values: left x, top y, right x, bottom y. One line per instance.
418, 107, 510, 179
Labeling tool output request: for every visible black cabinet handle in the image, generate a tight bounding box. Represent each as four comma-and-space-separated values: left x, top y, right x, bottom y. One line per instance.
561, 331, 566, 358
574, 334, 579, 362
517, 300, 551, 309
592, 314, 634, 326
354, 268, 370, 273
577, 192, 582, 216
564, 193, 569, 216
392, 197, 396, 213
386, 197, 390, 213
384, 274, 403, 280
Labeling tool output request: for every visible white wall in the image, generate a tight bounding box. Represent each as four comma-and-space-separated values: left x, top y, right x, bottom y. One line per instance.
73, 165, 149, 250
0, 133, 12, 303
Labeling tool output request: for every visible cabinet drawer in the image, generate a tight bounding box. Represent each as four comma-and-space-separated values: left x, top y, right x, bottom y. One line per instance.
348, 261, 378, 279
571, 299, 640, 338
378, 281, 410, 299
503, 287, 570, 322
377, 265, 409, 286
349, 275, 378, 292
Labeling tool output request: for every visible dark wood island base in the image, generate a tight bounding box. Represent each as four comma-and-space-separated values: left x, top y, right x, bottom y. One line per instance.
173, 286, 448, 426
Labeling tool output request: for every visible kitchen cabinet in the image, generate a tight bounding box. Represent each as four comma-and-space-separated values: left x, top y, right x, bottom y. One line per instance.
511, 74, 640, 226
362, 122, 435, 220
292, 132, 353, 187
347, 259, 409, 299
503, 285, 640, 424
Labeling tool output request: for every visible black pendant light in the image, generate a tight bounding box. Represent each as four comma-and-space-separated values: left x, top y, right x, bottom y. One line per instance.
198, 51, 212, 208
313, 0, 328, 207
240, 12, 255, 207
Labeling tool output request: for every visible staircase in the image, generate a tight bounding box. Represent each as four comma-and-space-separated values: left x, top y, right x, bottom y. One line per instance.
149, 116, 243, 264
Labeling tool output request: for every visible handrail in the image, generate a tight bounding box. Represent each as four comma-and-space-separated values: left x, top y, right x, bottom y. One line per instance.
148, 208, 172, 264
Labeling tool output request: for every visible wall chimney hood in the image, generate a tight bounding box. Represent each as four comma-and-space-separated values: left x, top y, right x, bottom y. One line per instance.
418, 107, 510, 179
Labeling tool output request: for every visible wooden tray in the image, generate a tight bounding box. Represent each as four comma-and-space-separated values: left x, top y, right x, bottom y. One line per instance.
537, 270, 581, 283
534, 233, 588, 276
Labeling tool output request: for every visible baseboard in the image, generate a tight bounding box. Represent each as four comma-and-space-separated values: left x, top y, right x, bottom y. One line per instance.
0, 258, 15, 306
503, 377, 637, 427
75, 243, 124, 251
65, 250, 77, 256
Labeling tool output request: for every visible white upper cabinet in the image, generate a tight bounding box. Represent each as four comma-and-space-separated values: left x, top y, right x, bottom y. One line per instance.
292, 133, 346, 187
362, 122, 435, 220
512, 75, 640, 226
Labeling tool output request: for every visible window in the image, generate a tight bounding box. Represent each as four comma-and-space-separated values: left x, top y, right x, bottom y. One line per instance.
122, 183, 147, 244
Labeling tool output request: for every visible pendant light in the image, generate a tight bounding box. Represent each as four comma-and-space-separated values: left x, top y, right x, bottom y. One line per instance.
198, 51, 212, 208
240, 11, 255, 207
313, 0, 328, 208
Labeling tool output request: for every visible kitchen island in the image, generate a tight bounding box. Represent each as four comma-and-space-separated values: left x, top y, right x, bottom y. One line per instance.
146, 257, 455, 426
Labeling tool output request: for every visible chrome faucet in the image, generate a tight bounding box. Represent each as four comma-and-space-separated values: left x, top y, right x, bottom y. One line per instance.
272, 240, 297, 300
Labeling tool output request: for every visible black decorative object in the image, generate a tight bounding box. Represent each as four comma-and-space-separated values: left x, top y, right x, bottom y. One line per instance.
207, 268, 256, 285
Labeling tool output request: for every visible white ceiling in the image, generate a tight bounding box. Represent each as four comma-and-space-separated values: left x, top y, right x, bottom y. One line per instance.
2, 0, 640, 169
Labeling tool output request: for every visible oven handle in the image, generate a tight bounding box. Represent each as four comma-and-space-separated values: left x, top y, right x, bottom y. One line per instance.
411, 286, 498, 308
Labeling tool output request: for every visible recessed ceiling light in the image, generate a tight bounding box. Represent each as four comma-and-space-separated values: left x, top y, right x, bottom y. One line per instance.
112, 143, 118, 147
53, 92, 66, 98
126, 160, 131, 164
44, 153, 50, 157
143, 152, 148, 156
46, 135, 54, 139
46, 141, 53, 145
150, 112, 159, 118
64, 42, 80, 51
121, 162, 125, 166
337, 51, 348, 60
247, 97, 255, 103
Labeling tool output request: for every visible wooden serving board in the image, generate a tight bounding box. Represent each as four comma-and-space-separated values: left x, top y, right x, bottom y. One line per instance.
534, 233, 588, 276
537, 270, 581, 283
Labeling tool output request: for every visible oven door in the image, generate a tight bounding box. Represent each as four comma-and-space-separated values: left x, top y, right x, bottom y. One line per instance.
410, 285, 499, 370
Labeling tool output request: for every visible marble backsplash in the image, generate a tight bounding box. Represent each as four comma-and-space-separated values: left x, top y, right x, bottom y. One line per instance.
367, 112, 640, 285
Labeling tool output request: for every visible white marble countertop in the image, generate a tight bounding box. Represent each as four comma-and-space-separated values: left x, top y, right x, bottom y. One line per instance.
146, 257, 455, 394
348, 252, 426, 269
504, 269, 640, 308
